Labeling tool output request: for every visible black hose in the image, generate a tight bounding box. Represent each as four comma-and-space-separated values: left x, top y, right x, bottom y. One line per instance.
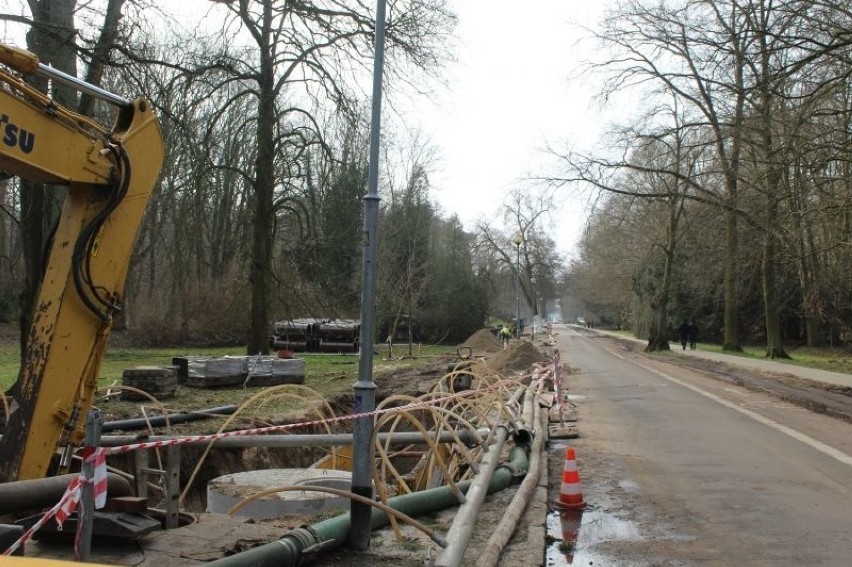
100, 405, 238, 433
72, 143, 131, 320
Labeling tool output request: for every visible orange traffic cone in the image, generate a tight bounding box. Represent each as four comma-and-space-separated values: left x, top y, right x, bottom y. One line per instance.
556, 447, 586, 510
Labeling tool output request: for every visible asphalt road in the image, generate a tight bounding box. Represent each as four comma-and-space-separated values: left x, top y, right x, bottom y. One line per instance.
552, 324, 852, 566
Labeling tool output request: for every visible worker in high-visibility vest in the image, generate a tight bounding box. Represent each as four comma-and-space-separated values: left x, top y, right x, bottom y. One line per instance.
499, 325, 512, 348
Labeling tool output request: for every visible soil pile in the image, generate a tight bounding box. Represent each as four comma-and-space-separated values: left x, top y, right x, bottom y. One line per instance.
487, 341, 546, 373
460, 328, 502, 353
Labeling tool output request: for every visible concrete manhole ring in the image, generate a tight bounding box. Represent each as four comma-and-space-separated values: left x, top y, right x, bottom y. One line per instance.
207, 468, 355, 519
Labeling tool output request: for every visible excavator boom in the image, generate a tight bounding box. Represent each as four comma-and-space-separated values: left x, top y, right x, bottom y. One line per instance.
0, 44, 164, 480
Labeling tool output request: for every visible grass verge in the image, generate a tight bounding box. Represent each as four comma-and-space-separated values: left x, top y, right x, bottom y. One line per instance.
0, 343, 456, 416
598, 329, 852, 374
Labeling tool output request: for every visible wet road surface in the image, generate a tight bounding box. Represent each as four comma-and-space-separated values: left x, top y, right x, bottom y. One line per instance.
548, 324, 852, 566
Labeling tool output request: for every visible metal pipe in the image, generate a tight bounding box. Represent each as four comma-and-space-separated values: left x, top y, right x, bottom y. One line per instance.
352, 0, 387, 549
477, 396, 545, 566
97, 428, 489, 448
36, 61, 131, 107
509, 387, 537, 447
78, 411, 102, 561
0, 473, 133, 515
434, 425, 511, 567
515, 236, 522, 337
204, 445, 530, 567
522, 387, 535, 429
100, 405, 238, 433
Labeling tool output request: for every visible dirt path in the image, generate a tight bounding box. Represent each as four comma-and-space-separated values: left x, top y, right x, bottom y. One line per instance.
597, 333, 852, 423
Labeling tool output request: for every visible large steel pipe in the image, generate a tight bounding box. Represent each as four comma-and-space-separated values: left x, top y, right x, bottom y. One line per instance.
0, 473, 133, 515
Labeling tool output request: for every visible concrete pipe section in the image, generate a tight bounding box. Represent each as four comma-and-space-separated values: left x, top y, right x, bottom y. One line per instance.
207, 469, 356, 519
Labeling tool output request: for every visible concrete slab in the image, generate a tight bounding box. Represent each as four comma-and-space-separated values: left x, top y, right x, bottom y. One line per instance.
548, 406, 577, 423
549, 425, 579, 439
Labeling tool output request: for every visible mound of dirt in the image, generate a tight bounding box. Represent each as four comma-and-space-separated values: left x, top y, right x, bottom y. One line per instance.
487, 341, 546, 373
460, 328, 502, 353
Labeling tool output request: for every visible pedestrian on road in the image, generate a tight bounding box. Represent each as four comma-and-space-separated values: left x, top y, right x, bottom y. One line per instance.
688, 320, 698, 350
678, 320, 690, 350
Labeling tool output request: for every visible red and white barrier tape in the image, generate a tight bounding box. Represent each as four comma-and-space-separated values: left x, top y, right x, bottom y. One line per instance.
102, 382, 509, 456
82, 447, 109, 508
2, 450, 110, 555
2, 475, 81, 555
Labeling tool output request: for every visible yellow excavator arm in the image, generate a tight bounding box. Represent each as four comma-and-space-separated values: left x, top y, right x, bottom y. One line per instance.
0, 44, 164, 480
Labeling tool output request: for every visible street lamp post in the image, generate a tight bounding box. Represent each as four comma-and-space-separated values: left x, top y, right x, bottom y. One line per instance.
512, 233, 523, 339
530, 276, 537, 341
350, 0, 387, 551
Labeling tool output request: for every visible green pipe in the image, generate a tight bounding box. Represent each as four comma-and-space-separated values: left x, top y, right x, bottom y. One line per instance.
206, 445, 530, 567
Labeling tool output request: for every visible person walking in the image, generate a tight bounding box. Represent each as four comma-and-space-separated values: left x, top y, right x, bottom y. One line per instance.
688, 320, 698, 350
499, 325, 512, 349
677, 320, 690, 350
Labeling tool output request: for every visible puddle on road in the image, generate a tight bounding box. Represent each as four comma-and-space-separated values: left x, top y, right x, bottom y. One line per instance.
546, 507, 643, 566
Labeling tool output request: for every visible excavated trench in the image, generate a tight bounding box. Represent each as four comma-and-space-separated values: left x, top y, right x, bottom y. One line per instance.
148, 341, 546, 513
111, 385, 444, 514
114, 401, 355, 513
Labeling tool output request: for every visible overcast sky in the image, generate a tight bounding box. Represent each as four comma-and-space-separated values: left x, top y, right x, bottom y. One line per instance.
411, 1, 609, 257
2, 0, 612, 256
152, 0, 612, 258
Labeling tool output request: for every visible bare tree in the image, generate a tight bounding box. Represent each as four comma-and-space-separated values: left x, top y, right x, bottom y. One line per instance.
547, 1, 766, 351
553, 1, 852, 352
188, 0, 454, 354
475, 188, 562, 328
637, 107, 697, 351
380, 136, 434, 355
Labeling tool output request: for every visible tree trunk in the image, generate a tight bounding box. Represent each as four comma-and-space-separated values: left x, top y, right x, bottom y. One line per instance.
646, 204, 679, 353
646, 243, 674, 353
722, 204, 741, 351
792, 165, 823, 347
247, 3, 275, 355
645, 296, 672, 352
78, 0, 126, 117
762, 187, 789, 358
762, 235, 788, 358
755, 13, 788, 360
18, 187, 47, 357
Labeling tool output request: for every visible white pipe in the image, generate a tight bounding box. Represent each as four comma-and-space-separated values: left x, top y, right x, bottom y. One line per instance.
476, 395, 545, 566
433, 424, 510, 567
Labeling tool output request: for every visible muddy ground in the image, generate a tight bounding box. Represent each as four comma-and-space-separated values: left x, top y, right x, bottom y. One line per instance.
598, 334, 852, 423
84, 333, 550, 566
